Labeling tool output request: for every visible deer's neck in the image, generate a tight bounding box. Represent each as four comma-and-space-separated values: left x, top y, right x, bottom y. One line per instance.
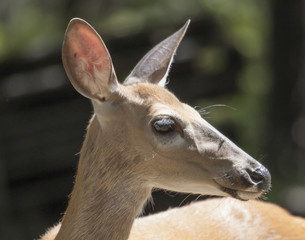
55, 115, 152, 240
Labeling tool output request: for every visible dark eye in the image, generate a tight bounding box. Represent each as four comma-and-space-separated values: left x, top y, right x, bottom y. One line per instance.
153, 118, 175, 133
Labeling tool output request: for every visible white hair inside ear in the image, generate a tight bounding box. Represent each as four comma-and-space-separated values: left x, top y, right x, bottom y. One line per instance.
158, 54, 175, 87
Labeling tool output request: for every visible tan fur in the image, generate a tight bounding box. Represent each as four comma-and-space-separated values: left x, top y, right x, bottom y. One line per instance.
130, 198, 305, 240
39, 86, 305, 240
41, 198, 305, 240
39, 18, 305, 240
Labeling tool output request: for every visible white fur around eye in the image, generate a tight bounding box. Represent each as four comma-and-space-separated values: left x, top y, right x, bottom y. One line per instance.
153, 132, 185, 150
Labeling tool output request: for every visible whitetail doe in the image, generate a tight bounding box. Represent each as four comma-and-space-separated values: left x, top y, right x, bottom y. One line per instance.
40, 19, 305, 240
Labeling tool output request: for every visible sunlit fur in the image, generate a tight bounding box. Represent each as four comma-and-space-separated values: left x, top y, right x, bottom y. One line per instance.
40, 18, 305, 240
130, 198, 305, 240
42, 198, 305, 240
40, 83, 305, 240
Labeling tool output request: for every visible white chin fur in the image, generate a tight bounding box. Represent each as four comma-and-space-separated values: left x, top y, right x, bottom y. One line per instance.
236, 191, 262, 200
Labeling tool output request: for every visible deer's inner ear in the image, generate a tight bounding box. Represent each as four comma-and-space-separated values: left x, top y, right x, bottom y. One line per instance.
62, 18, 119, 102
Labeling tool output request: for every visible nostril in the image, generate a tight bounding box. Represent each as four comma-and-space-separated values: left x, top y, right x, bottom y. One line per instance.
246, 167, 265, 184
243, 165, 271, 192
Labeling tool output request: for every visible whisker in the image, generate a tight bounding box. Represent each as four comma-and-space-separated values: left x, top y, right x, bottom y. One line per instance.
198, 110, 210, 115
179, 194, 193, 207
257, 154, 268, 163
196, 104, 237, 117
200, 104, 237, 111
194, 194, 202, 201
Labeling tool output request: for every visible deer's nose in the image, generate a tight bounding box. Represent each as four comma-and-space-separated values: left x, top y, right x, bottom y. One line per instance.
246, 166, 271, 191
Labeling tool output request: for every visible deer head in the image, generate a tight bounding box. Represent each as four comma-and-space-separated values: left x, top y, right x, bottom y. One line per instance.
62, 18, 271, 202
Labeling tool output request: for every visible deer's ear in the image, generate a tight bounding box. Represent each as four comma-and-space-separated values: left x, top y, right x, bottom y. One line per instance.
124, 20, 190, 87
62, 18, 119, 102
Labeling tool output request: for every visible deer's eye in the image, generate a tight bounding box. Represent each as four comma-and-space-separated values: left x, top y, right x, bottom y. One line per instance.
153, 118, 175, 133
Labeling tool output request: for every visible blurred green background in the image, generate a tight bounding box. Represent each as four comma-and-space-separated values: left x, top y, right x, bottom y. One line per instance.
0, 0, 304, 239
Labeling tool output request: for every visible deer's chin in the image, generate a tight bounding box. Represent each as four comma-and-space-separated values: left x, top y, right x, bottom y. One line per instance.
222, 187, 263, 201
235, 190, 263, 201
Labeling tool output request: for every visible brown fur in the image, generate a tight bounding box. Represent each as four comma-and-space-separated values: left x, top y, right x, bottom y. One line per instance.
39, 95, 305, 240
41, 197, 305, 240
39, 18, 305, 240
130, 198, 305, 240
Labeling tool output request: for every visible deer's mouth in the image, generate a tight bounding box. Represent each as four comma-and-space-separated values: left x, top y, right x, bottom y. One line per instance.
213, 178, 267, 201
217, 184, 263, 201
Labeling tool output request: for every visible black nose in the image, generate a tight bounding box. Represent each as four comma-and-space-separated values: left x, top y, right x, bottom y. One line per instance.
246, 166, 271, 191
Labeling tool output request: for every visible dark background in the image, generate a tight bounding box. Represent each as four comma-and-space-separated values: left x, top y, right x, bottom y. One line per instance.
0, 0, 304, 239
